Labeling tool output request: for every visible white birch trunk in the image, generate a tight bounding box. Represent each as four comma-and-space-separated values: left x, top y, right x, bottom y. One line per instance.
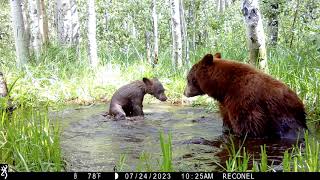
70, 0, 80, 45
225, 0, 231, 8
29, 0, 42, 59
216, 0, 220, 12
39, 0, 49, 44
170, 0, 183, 68
88, 0, 98, 67
56, 0, 71, 44
179, 0, 189, 65
242, 0, 268, 71
220, 0, 225, 13
145, 30, 151, 64
21, 0, 30, 52
268, 9, 279, 45
10, 0, 29, 68
190, 0, 196, 51
0, 72, 8, 98
170, 12, 176, 66
152, 0, 159, 66
56, 0, 80, 45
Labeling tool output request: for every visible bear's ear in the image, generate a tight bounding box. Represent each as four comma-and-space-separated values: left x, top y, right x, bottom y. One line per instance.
143, 77, 153, 86
202, 54, 214, 65
214, 52, 221, 59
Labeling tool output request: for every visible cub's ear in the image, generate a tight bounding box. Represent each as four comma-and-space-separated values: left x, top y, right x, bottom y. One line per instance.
214, 52, 221, 59
143, 77, 153, 86
202, 54, 214, 65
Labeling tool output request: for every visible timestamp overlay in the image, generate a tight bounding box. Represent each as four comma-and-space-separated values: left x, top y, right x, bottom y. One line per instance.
117, 172, 320, 180
1, 172, 320, 180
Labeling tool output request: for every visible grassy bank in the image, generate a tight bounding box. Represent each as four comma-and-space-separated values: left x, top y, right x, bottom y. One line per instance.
1, 43, 319, 112
0, 107, 63, 171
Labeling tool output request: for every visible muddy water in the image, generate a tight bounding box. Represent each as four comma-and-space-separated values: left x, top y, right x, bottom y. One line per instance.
54, 103, 299, 172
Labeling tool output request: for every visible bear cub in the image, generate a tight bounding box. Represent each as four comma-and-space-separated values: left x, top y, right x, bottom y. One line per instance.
109, 77, 167, 120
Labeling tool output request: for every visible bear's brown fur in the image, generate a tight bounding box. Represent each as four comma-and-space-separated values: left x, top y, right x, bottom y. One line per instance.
109, 77, 167, 120
184, 53, 307, 139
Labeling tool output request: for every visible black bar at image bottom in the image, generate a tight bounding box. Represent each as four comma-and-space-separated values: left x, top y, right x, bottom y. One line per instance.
1, 172, 320, 180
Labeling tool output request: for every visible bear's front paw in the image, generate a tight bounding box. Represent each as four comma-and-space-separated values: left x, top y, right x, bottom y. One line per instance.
115, 114, 126, 120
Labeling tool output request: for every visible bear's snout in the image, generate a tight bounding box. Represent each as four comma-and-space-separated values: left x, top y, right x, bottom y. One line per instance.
184, 87, 191, 97
159, 95, 167, 101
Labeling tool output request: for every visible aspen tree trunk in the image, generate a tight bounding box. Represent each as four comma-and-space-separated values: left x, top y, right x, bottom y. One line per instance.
189, 0, 196, 52
56, 0, 80, 45
104, 9, 108, 32
152, 0, 159, 66
0, 72, 14, 111
289, 0, 300, 48
0, 72, 8, 98
70, 0, 80, 45
242, 0, 268, 71
225, 0, 231, 8
10, 0, 29, 68
88, 0, 98, 67
29, 0, 42, 59
220, 0, 225, 13
216, 0, 220, 12
170, 0, 183, 68
21, 0, 30, 52
179, 0, 189, 65
170, 14, 176, 66
198, 0, 208, 47
267, 2, 279, 46
56, 0, 71, 44
145, 30, 151, 64
39, 0, 49, 44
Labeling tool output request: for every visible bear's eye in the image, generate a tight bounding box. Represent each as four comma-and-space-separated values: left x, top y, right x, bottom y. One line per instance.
192, 78, 197, 84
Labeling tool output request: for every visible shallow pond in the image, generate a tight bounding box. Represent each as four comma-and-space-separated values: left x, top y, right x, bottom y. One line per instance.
53, 103, 306, 171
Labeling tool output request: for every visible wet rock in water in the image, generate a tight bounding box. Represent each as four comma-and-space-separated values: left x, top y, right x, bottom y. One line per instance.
182, 137, 215, 146
182, 153, 194, 158
191, 116, 207, 123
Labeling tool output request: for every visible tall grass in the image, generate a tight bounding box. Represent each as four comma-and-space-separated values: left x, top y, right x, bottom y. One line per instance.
282, 132, 320, 172
117, 131, 173, 172
222, 132, 320, 172
0, 107, 63, 171
159, 131, 173, 172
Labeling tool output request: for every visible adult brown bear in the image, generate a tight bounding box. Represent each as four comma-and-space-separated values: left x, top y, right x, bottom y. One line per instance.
184, 53, 307, 139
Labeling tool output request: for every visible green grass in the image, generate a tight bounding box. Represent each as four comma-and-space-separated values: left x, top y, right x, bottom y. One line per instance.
0, 107, 63, 171
221, 132, 320, 172
116, 131, 173, 172
159, 131, 173, 172
282, 132, 320, 172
